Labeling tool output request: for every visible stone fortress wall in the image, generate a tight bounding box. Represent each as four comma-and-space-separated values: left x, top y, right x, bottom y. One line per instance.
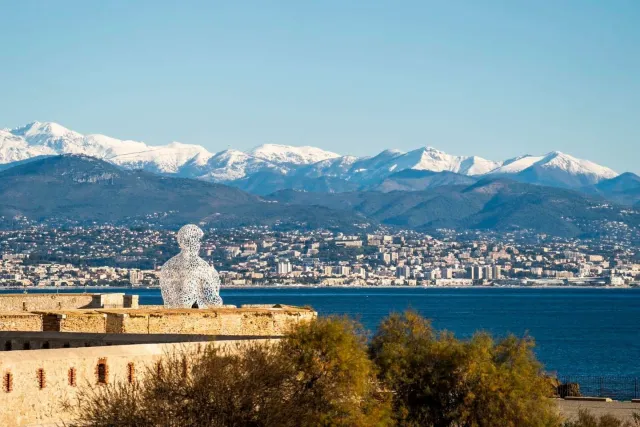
0, 293, 138, 312
0, 313, 42, 333
0, 293, 317, 426
1, 305, 315, 336
0, 331, 278, 350
0, 339, 270, 427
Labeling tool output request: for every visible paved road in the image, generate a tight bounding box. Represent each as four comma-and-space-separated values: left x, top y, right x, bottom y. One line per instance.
557, 399, 640, 422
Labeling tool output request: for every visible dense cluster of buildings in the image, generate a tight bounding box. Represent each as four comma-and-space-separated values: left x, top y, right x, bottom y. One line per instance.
0, 225, 638, 288
0, 253, 155, 288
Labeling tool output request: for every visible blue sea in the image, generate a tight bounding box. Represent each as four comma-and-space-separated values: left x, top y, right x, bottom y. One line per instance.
4, 287, 640, 377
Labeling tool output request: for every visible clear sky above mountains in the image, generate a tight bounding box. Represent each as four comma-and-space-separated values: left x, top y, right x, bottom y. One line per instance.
1, 0, 638, 173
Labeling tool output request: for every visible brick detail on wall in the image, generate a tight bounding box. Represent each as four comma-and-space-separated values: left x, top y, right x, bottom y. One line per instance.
127, 362, 135, 384
96, 358, 108, 384
68, 368, 77, 387
37, 368, 46, 389
3, 372, 12, 393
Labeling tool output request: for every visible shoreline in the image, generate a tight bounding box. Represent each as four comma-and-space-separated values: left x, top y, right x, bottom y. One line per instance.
0, 284, 637, 291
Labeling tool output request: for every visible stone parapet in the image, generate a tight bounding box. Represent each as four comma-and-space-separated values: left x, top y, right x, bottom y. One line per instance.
0, 312, 42, 332
0, 293, 137, 312
8, 305, 316, 336
36, 310, 108, 333
100, 305, 315, 336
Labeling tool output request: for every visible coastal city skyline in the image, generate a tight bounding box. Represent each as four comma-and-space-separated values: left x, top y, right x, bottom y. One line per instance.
1, 222, 637, 289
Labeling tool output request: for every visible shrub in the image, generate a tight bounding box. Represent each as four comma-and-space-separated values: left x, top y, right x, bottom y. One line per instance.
279, 315, 392, 426
68, 316, 392, 427
563, 409, 640, 427
369, 310, 561, 427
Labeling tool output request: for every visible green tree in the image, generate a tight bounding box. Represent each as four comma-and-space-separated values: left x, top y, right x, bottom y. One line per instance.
369, 311, 561, 427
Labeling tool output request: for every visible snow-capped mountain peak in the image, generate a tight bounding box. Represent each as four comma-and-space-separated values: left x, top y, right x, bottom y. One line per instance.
250, 144, 340, 165
4, 121, 218, 174
11, 121, 79, 139
197, 148, 290, 182
488, 155, 544, 174
486, 151, 618, 188
538, 151, 618, 178
0, 128, 56, 163
387, 146, 501, 176
423, 146, 448, 155
0, 121, 624, 190
11, 121, 85, 153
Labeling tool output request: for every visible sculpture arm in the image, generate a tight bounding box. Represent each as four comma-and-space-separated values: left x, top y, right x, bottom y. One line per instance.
196, 266, 223, 308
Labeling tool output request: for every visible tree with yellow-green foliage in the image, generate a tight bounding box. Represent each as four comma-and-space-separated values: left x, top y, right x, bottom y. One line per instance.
68, 316, 392, 427
369, 311, 562, 427
69, 312, 573, 426
279, 315, 392, 426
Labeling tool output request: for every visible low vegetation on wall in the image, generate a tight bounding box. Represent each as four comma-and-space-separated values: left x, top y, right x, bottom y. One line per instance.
564, 411, 640, 427
67, 312, 638, 427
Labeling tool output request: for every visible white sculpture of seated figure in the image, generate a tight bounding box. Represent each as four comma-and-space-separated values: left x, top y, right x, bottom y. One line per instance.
160, 224, 223, 308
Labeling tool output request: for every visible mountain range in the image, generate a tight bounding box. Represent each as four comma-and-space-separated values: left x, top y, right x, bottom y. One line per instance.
0, 155, 637, 238
0, 155, 364, 230
2, 122, 635, 203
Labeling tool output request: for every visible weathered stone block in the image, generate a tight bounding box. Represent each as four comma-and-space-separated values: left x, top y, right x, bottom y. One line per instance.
0, 312, 42, 331
97, 306, 316, 336
37, 311, 108, 333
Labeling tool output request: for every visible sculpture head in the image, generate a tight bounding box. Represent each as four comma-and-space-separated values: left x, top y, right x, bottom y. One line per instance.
176, 224, 204, 254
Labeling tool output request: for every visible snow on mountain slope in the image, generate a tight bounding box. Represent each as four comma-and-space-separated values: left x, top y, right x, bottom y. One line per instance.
1, 121, 623, 189
7, 121, 214, 174
488, 155, 544, 174
0, 129, 56, 163
537, 151, 617, 178
488, 152, 617, 186
197, 149, 289, 182
300, 147, 497, 184
345, 149, 406, 181
367, 147, 501, 178
295, 155, 359, 179
82, 134, 150, 159
250, 144, 340, 165
457, 156, 503, 175
108, 141, 213, 173
11, 121, 85, 153
512, 151, 619, 188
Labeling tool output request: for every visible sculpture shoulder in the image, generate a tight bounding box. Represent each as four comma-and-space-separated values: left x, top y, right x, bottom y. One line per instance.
160, 256, 181, 271
193, 257, 211, 268
194, 258, 219, 277
160, 254, 215, 278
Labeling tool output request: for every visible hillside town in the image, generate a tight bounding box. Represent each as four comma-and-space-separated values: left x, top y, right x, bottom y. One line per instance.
0, 224, 638, 289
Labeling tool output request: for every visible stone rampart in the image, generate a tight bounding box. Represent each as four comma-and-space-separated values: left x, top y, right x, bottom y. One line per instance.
0, 295, 316, 426
0, 331, 276, 350
29, 305, 316, 336
0, 313, 42, 333
0, 293, 137, 312
0, 304, 316, 336
38, 311, 108, 333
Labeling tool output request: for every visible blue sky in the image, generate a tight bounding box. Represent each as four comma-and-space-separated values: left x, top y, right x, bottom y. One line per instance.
1, 1, 638, 172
